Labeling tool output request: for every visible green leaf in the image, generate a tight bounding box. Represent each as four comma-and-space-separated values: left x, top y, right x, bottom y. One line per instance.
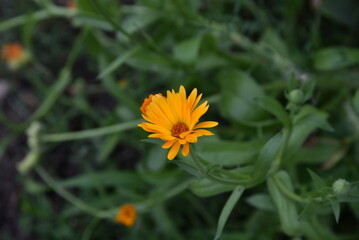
298, 202, 317, 221
141, 138, 163, 145
313, 47, 359, 71
190, 179, 236, 197
286, 106, 333, 159
302, 80, 316, 102
174, 36, 202, 64
145, 147, 167, 172
97, 134, 121, 163
252, 132, 283, 181
219, 69, 267, 124
267, 171, 302, 236
261, 28, 289, 57
22, 13, 36, 53
255, 96, 291, 128
120, 6, 160, 34
246, 193, 276, 211
307, 169, 326, 190
214, 186, 245, 240
196, 139, 263, 167
28, 69, 71, 122
97, 46, 140, 79
329, 198, 341, 223
171, 159, 200, 178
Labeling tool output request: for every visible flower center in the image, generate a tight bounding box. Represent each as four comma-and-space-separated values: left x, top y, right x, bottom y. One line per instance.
171, 122, 189, 138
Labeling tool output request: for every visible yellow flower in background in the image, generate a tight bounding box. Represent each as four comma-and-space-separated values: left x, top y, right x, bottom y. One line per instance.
138, 86, 218, 160
1, 43, 30, 70
118, 78, 128, 88
114, 204, 137, 227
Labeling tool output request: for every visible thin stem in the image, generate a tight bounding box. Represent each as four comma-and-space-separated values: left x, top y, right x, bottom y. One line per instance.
270, 128, 292, 174
35, 166, 114, 218
0, 7, 74, 33
135, 179, 193, 212
42, 119, 141, 142
273, 175, 331, 204
273, 175, 304, 203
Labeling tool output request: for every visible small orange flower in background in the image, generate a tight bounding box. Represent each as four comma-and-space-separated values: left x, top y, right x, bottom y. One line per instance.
1, 43, 30, 70
114, 204, 137, 227
66, 0, 77, 10
138, 85, 218, 160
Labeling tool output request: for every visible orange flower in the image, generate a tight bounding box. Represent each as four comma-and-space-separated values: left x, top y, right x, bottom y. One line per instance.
138, 86, 218, 160
1, 43, 23, 60
114, 204, 137, 227
1, 43, 30, 70
66, 0, 77, 10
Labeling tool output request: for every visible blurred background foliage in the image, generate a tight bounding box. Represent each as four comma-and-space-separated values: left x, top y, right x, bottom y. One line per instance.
1, 0, 359, 239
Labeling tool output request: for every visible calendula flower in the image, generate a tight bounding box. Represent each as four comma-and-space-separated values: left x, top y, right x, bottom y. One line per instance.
66, 0, 77, 10
1, 43, 30, 70
138, 86, 218, 160
114, 204, 137, 227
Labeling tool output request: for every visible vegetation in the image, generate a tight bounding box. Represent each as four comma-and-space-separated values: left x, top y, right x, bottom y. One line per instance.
1, 0, 359, 239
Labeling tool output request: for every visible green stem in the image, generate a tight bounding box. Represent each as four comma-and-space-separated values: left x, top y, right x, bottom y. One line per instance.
42, 119, 141, 142
273, 175, 331, 204
273, 175, 304, 203
270, 128, 292, 174
0, 7, 74, 33
35, 166, 114, 218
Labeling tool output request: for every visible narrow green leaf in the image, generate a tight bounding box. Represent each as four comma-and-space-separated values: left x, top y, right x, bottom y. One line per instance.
329, 198, 341, 223
252, 132, 283, 181
22, 13, 36, 52
214, 186, 245, 240
246, 193, 275, 211
28, 69, 71, 123
196, 139, 263, 167
172, 160, 200, 178
190, 179, 236, 197
97, 46, 140, 79
313, 47, 359, 71
97, 134, 121, 163
267, 171, 302, 236
145, 147, 167, 172
174, 36, 202, 63
307, 169, 326, 190
256, 96, 291, 128
302, 80, 316, 102
298, 202, 317, 221
219, 69, 267, 124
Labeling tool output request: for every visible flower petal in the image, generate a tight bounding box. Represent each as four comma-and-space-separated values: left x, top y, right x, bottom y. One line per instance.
194, 121, 219, 129
182, 143, 190, 156
167, 141, 181, 160
193, 129, 215, 136
185, 134, 198, 143
162, 140, 176, 149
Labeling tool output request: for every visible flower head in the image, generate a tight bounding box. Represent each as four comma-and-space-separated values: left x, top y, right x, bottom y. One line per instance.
66, 0, 77, 10
1, 43, 30, 70
114, 204, 137, 227
138, 86, 218, 160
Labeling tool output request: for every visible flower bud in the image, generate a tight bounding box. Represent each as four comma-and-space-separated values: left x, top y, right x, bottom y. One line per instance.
332, 179, 351, 196
288, 89, 304, 104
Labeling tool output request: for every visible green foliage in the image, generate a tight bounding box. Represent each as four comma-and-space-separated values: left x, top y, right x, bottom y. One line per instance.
1, 0, 359, 239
